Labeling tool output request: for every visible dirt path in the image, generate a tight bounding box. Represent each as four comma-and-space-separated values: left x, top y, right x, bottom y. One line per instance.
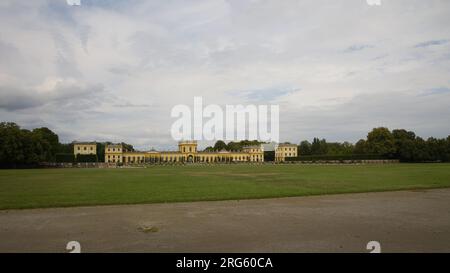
1, 189, 449, 252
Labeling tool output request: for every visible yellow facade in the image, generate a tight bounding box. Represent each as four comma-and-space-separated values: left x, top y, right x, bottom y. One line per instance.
275, 144, 298, 162
105, 141, 264, 164
73, 142, 97, 155
105, 144, 123, 163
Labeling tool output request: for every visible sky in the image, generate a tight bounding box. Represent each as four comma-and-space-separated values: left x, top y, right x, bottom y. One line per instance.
0, 0, 449, 150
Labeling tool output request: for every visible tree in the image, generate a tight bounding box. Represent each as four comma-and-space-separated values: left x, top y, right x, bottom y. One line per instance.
32, 127, 59, 161
426, 137, 447, 162
311, 138, 328, 155
299, 141, 312, 155
392, 129, 416, 161
410, 137, 430, 162
0, 122, 22, 165
239, 140, 261, 146
445, 136, 450, 162
354, 139, 367, 154
395, 138, 416, 162
213, 140, 227, 151
226, 141, 242, 151
57, 143, 73, 154
97, 142, 105, 162
121, 142, 134, 152
340, 141, 355, 155
392, 129, 416, 141
365, 127, 395, 157
0, 122, 55, 166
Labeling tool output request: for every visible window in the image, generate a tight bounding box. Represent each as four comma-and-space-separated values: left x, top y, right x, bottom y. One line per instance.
77, 147, 80, 151
84, 147, 86, 150
90, 147, 93, 150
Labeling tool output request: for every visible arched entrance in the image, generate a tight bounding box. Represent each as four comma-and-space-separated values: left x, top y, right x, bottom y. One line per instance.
187, 155, 194, 163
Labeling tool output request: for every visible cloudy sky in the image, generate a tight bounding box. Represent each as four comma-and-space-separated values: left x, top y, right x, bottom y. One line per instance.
0, 0, 449, 150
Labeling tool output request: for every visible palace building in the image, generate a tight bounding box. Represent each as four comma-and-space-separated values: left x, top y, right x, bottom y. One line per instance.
275, 143, 298, 162
105, 141, 265, 164
73, 142, 97, 156
104, 141, 298, 164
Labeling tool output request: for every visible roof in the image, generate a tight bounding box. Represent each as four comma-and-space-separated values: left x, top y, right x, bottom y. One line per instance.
178, 140, 197, 145
278, 143, 297, 147
73, 141, 96, 145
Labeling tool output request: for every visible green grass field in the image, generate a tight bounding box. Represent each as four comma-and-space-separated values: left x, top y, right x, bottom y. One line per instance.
1, 164, 450, 210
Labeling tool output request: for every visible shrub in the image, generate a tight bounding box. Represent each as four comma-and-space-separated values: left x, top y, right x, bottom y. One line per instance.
55, 153, 75, 163
75, 154, 98, 163
286, 154, 389, 162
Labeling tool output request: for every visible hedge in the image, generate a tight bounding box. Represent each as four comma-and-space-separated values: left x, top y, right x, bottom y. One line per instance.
264, 151, 275, 161
76, 154, 98, 163
55, 153, 75, 163
286, 154, 391, 162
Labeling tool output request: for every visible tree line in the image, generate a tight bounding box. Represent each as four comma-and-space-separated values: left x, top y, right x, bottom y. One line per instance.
1, 122, 450, 167
0, 122, 134, 167
0, 122, 60, 167
299, 127, 450, 162
203, 140, 263, 152
205, 127, 450, 162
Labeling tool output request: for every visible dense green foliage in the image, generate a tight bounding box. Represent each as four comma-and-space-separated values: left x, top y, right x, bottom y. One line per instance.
121, 142, 134, 152
264, 151, 275, 161
1, 164, 449, 210
0, 122, 60, 167
0, 122, 136, 167
298, 127, 450, 162
55, 153, 75, 163
96, 143, 105, 162
57, 143, 73, 154
288, 154, 388, 161
205, 140, 263, 151
76, 154, 98, 163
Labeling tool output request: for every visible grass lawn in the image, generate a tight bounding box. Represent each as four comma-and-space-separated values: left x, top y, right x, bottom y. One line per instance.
1, 163, 450, 210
